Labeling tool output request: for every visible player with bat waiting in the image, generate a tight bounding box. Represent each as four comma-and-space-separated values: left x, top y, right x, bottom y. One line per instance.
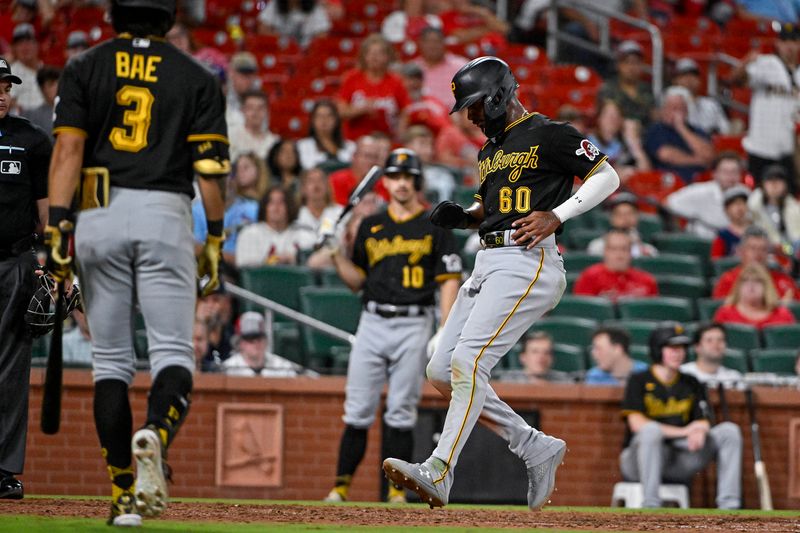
322, 148, 462, 503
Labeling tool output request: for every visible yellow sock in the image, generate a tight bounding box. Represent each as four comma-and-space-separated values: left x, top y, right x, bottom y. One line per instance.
332, 484, 349, 499
387, 485, 405, 501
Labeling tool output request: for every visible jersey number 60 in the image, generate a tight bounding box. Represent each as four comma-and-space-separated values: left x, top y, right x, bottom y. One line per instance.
109, 85, 154, 153
498, 186, 531, 214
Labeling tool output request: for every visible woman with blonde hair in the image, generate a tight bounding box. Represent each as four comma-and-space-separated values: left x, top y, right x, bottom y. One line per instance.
713, 263, 795, 329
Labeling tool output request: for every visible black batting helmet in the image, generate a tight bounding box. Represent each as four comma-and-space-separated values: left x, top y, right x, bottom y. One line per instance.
385, 148, 423, 191
648, 322, 691, 364
450, 56, 518, 139
111, 0, 176, 32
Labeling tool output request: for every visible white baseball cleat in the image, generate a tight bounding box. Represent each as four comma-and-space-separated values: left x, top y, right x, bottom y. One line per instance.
132, 428, 168, 518
383, 457, 450, 508
526, 439, 567, 511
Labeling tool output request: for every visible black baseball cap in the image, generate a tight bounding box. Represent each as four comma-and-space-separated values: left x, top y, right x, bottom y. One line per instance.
777, 22, 800, 40
0, 58, 22, 85
650, 323, 691, 348
762, 164, 789, 182
12, 23, 35, 43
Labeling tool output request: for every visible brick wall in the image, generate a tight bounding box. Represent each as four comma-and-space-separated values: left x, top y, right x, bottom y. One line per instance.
22, 370, 800, 508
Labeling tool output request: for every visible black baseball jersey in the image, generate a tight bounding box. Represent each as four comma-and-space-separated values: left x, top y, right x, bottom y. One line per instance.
621, 368, 708, 447
352, 208, 462, 306
0, 115, 51, 248
53, 34, 228, 197
475, 113, 608, 237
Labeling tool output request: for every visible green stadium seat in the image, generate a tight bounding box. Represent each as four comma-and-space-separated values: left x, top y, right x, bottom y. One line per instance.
568, 211, 596, 231
532, 316, 598, 346
788, 301, 800, 322
697, 298, 724, 321
637, 214, 663, 243
656, 275, 708, 299
632, 254, 704, 278
454, 185, 478, 206
239, 265, 316, 318
552, 343, 587, 373
651, 233, 713, 274
299, 287, 362, 369
588, 209, 611, 230
712, 256, 740, 276
460, 249, 476, 272
564, 228, 605, 251
549, 295, 616, 321
318, 268, 346, 288
629, 344, 650, 364
563, 252, 602, 274
272, 321, 302, 365
762, 324, 800, 348
453, 228, 474, 252
722, 323, 761, 352
603, 320, 658, 345
722, 349, 750, 373
329, 345, 351, 375
750, 349, 797, 375
565, 271, 580, 293
618, 297, 695, 322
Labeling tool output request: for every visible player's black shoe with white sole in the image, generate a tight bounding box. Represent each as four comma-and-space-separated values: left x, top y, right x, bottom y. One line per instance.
526, 439, 567, 510
0, 475, 23, 499
133, 427, 168, 517
383, 457, 450, 508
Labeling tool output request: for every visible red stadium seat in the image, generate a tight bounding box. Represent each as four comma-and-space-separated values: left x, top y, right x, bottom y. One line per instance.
712, 135, 746, 157
624, 171, 685, 213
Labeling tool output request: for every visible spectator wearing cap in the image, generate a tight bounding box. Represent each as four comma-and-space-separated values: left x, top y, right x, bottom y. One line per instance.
574, 229, 659, 302
10, 23, 43, 113
228, 89, 279, 162
414, 27, 467, 110
64, 30, 89, 61
711, 185, 752, 258
733, 22, 800, 187
589, 99, 651, 182
398, 61, 450, 138
672, 57, 731, 136
222, 312, 304, 377
713, 226, 800, 299
644, 86, 714, 183
21, 65, 58, 135
257, 0, 331, 48
748, 164, 800, 251
596, 40, 655, 127
666, 151, 745, 239
226, 51, 261, 130
587, 193, 658, 258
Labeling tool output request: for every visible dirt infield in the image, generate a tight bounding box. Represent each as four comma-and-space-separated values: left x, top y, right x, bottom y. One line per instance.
3, 498, 799, 531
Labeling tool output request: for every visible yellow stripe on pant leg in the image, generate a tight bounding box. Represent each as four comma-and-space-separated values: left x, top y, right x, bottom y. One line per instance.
434, 247, 546, 483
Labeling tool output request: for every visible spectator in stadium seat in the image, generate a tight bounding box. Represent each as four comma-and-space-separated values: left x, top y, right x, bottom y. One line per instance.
22, 65, 58, 135
193, 153, 265, 266
257, 0, 331, 48
587, 192, 658, 258
748, 164, 800, 253
295, 166, 343, 235
496, 332, 573, 384
192, 319, 221, 373
381, 0, 443, 44
398, 62, 451, 137
297, 99, 356, 171
596, 40, 654, 127
196, 284, 234, 362
574, 229, 659, 301
223, 312, 302, 377
713, 263, 796, 329
713, 226, 800, 299
680, 323, 743, 386
732, 22, 800, 187
267, 139, 303, 200
671, 57, 731, 136
588, 99, 651, 182
336, 34, 410, 141
9, 24, 43, 113
644, 86, 714, 183
666, 151, 745, 239
711, 185, 752, 258
414, 26, 467, 110
64, 30, 89, 61
438, 0, 509, 47
585, 327, 647, 386
62, 309, 93, 368
403, 125, 457, 202
236, 186, 317, 267
228, 89, 279, 162
226, 52, 262, 130
328, 135, 388, 205
435, 108, 484, 184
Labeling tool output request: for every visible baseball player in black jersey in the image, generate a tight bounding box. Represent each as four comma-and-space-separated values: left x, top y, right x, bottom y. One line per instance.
324, 148, 461, 503
384, 56, 620, 509
45, 0, 228, 526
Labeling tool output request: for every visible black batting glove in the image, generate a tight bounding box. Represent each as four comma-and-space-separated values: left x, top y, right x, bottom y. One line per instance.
430, 201, 471, 229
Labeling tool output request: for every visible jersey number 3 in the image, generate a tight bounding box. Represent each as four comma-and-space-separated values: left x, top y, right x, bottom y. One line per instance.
109, 85, 154, 153
499, 186, 531, 214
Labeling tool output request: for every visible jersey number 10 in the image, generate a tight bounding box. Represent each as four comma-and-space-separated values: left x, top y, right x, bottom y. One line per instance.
402, 265, 424, 288
109, 85, 154, 153
498, 186, 532, 214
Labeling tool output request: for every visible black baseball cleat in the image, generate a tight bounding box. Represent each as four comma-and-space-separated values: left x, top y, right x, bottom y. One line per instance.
107, 490, 142, 527
0, 475, 23, 500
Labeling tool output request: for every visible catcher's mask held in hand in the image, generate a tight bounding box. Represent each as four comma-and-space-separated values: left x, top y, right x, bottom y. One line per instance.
26, 275, 83, 338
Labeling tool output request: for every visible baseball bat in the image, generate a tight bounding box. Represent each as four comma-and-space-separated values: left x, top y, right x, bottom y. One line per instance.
745, 388, 773, 510
41, 280, 65, 434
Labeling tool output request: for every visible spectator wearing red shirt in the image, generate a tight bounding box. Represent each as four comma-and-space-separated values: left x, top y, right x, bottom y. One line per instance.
713, 226, 800, 300
398, 62, 451, 137
574, 230, 659, 301
710, 186, 751, 259
713, 263, 795, 330
328, 135, 388, 205
336, 34, 410, 141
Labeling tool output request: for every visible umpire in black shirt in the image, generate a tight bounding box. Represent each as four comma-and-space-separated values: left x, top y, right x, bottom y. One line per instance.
0, 57, 52, 499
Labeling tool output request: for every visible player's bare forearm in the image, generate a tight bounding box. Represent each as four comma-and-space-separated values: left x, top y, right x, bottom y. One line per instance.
331, 252, 366, 292
37, 198, 49, 231
437, 278, 459, 326
197, 176, 226, 223
627, 412, 694, 438
464, 201, 485, 229
48, 133, 85, 208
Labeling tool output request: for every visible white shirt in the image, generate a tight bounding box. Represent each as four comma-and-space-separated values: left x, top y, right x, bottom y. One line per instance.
235, 222, 317, 267
743, 54, 800, 159
295, 204, 343, 234
680, 361, 743, 387
296, 137, 355, 170
62, 327, 93, 367
257, 0, 331, 46
10, 61, 44, 112
228, 125, 279, 161
688, 96, 731, 136
222, 352, 299, 377
665, 181, 728, 239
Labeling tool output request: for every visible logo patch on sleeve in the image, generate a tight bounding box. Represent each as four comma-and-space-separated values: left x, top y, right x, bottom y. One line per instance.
575, 139, 600, 161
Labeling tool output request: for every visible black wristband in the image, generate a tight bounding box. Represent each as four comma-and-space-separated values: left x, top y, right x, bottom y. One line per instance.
207, 219, 224, 237
48, 206, 73, 227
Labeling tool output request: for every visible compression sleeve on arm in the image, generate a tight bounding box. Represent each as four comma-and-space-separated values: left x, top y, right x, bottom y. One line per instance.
552, 161, 620, 223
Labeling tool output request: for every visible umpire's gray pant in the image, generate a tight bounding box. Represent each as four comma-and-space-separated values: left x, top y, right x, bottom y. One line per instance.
619, 421, 742, 509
